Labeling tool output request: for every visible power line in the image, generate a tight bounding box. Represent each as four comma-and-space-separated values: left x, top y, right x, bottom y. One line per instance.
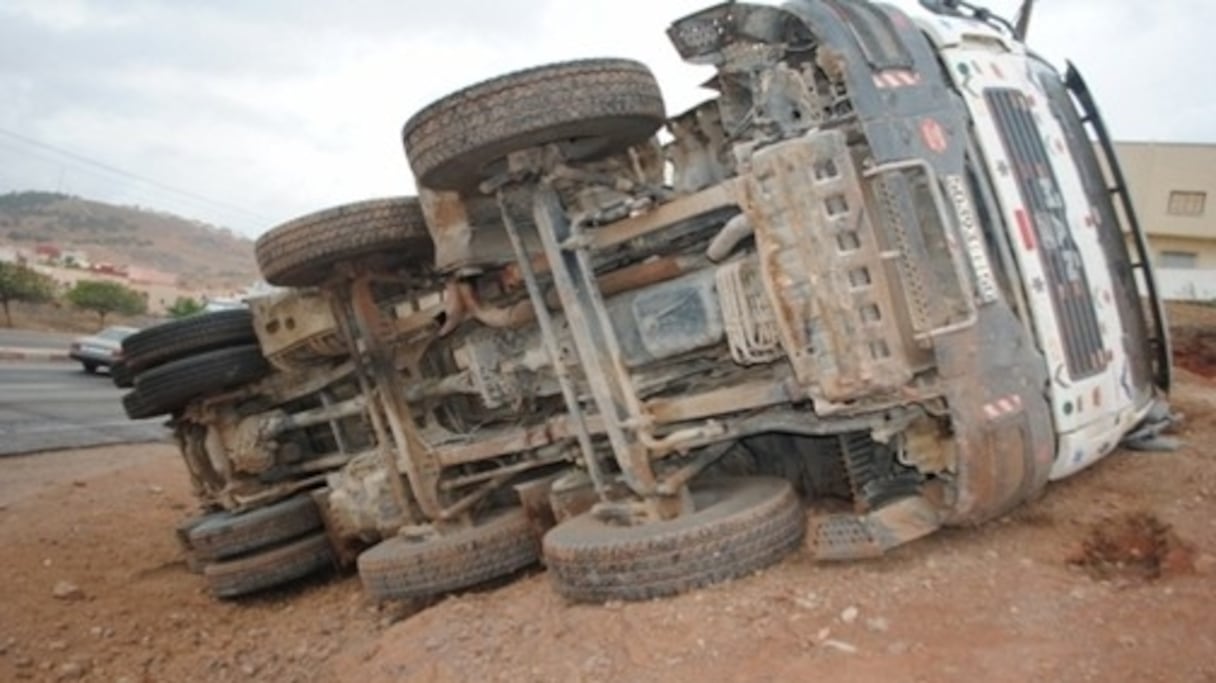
0, 126, 273, 225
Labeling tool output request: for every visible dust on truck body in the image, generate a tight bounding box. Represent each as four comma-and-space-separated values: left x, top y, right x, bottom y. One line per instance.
248, 0, 1171, 603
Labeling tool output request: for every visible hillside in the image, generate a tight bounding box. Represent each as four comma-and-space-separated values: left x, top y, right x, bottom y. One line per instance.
0, 191, 258, 288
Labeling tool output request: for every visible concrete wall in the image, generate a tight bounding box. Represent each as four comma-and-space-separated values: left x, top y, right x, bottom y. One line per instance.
1114, 141, 1216, 268
1155, 268, 1216, 302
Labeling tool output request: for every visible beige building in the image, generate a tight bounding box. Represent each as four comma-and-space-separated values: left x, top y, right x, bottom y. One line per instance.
1114, 141, 1216, 270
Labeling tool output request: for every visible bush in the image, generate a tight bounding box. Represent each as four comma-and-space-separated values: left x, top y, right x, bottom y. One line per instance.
167, 296, 204, 319
65, 280, 146, 325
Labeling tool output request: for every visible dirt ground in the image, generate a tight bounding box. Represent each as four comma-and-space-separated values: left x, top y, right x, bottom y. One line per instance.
2, 306, 1215, 683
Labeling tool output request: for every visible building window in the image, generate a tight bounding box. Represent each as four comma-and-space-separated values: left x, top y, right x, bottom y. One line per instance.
1167, 191, 1206, 217
1158, 251, 1198, 269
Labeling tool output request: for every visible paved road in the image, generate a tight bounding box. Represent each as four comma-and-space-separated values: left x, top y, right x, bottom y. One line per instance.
0, 328, 76, 350
0, 362, 168, 456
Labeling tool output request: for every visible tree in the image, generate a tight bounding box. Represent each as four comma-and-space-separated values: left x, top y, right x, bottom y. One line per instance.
65, 280, 146, 325
167, 296, 204, 319
0, 262, 56, 327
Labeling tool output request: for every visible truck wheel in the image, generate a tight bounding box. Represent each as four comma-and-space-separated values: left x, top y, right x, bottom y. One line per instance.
133, 345, 270, 417
204, 532, 335, 599
110, 359, 134, 388
175, 512, 217, 574
122, 309, 256, 373
402, 58, 665, 191
542, 477, 805, 603
357, 507, 538, 602
187, 494, 323, 562
254, 197, 433, 287
121, 387, 162, 420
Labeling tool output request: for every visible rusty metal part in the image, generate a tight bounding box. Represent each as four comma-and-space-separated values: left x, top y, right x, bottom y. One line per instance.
266, 394, 368, 435
250, 288, 346, 371
514, 474, 562, 544
446, 254, 704, 334
311, 487, 358, 569
744, 129, 914, 402
656, 441, 736, 495
438, 473, 512, 523
349, 273, 446, 521
528, 182, 659, 502
227, 413, 280, 474
549, 470, 601, 523
317, 391, 352, 456
331, 284, 419, 524
321, 449, 408, 558
588, 179, 741, 251
218, 473, 330, 514
706, 214, 753, 262
438, 454, 569, 491
418, 187, 476, 274
437, 280, 470, 336
899, 416, 955, 474
808, 495, 943, 561
195, 357, 357, 413
715, 258, 783, 365
453, 281, 535, 329
426, 376, 809, 469
433, 413, 603, 468
646, 377, 801, 424
583, 254, 702, 306
667, 99, 733, 195
497, 187, 608, 497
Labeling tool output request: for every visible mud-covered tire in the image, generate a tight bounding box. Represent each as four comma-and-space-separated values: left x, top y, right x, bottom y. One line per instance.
122, 310, 255, 373
254, 197, 433, 288
175, 513, 216, 574
204, 532, 334, 599
402, 59, 666, 191
542, 477, 805, 603
110, 359, 134, 388
188, 495, 323, 562
357, 507, 538, 602
133, 345, 270, 417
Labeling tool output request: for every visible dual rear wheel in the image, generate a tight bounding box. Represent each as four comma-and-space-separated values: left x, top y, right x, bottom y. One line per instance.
354, 477, 804, 604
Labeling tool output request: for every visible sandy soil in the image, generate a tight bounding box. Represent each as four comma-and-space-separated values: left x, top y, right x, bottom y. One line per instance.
1, 306, 1214, 683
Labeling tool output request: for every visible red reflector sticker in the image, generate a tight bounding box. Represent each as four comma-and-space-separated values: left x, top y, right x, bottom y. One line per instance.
1015, 209, 1037, 250
920, 118, 948, 154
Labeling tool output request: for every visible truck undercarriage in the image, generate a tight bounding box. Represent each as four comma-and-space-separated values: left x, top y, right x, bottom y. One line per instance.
120, 0, 1170, 603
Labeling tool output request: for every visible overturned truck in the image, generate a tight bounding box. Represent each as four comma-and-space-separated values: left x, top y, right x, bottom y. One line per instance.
139, 0, 1173, 602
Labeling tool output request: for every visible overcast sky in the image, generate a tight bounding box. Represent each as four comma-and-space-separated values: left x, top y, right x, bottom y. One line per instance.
2, 0, 1213, 238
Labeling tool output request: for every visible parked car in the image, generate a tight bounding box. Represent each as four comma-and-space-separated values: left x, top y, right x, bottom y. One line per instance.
69, 325, 138, 373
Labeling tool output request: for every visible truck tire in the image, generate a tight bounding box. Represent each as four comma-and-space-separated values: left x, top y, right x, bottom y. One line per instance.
110, 359, 134, 388
188, 494, 323, 562
254, 197, 433, 287
133, 345, 270, 417
542, 477, 805, 603
175, 512, 217, 574
357, 507, 538, 602
402, 58, 666, 191
121, 387, 162, 420
204, 532, 335, 599
122, 310, 256, 373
